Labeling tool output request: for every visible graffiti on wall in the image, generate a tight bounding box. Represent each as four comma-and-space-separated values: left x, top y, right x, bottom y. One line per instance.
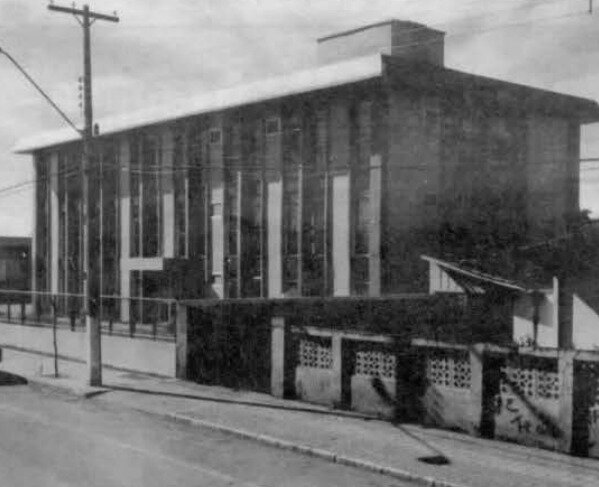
493, 363, 562, 445
493, 392, 559, 438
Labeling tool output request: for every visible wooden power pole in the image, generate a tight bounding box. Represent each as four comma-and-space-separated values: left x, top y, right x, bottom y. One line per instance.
48, 3, 119, 386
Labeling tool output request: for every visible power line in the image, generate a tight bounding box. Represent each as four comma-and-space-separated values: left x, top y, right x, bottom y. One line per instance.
0, 47, 80, 135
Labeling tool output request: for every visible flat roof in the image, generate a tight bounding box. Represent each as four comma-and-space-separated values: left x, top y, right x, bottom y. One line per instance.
13, 54, 384, 154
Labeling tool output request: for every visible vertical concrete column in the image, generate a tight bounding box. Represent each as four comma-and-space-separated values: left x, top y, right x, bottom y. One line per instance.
162, 127, 175, 258
31, 157, 39, 310
209, 122, 225, 298
175, 302, 188, 379
332, 174, 351, 296
558, 349, 575, 453
552, 276, 559, 331
50, 152, 59, 296
266, 118, 283, 298
369, 154, 382, 296
469, 343, 486, 436
330, 102, 351, 297
330, 332, 343, 406
557, 276, 574, 350
119, 137, 131, 322
270, 316, 286, 398
267, 181, 283, 297
234, 170, 243, 297
566, 123, 580, 220
120, 271, 130, 323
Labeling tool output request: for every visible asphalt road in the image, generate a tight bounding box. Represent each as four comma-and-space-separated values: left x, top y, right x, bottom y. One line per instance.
0, 383, 412, 487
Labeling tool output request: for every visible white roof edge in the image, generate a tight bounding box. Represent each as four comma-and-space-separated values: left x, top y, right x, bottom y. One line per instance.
13, 54, 384, 154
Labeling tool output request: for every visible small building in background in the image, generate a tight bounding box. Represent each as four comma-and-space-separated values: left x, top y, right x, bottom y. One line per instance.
0, 236, 31, 302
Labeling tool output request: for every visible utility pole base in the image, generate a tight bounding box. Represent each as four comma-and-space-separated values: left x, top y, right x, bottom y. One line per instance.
86, 315, 102, 386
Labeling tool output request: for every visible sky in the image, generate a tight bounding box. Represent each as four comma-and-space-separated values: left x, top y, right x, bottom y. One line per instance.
1, 0, 599, 237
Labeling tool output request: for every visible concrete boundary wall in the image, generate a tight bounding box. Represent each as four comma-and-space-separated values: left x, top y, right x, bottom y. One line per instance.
0, 321, 176, 377
269, 317, 599, 458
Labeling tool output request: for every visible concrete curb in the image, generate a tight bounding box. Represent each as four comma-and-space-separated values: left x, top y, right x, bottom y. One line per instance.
0, 361, 108, 399
135, 407, 469, 487
25, 375, 109, 399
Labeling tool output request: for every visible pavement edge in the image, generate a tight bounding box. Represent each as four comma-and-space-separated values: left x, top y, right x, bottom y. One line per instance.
135, 407, 469, 487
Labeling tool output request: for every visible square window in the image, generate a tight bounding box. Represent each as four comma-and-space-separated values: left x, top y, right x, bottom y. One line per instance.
424, 193, 437, 206
265, 117, 281, 136
283, 256, 299, 282
209, 128, 222, 145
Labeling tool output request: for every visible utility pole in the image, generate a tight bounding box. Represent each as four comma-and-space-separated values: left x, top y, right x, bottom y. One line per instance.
48, 3, 119, 386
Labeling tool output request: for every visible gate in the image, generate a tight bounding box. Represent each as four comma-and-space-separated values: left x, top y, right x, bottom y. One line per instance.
186, 302, 272, 393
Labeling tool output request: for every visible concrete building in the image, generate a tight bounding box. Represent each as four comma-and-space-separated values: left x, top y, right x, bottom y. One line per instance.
13, 19, 599, 323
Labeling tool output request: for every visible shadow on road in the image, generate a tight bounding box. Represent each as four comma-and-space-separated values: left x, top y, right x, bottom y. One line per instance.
0, 370, 28, 386
370, 377, 451, 466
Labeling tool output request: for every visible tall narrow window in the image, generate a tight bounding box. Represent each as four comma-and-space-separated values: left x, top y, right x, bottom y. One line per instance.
282, 117, 302, 295
239, 118, 264, 298
224, 122, 242, 298
100, 142, 120, 319
187, 124, 207, 264
130, 134, 163, 258
130, 270, 142, 324
130, 135, 141, 257
351, 101, 371, 296
142, 135, 162, 257
173, 131, 188, 258
302, 108, 327, 296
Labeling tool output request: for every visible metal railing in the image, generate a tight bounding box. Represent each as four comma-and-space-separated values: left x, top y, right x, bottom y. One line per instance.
99, 294, 177, 340
0, 289, 176, 341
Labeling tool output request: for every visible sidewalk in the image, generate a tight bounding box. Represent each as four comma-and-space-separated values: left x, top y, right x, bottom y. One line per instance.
1, 347, 598, 487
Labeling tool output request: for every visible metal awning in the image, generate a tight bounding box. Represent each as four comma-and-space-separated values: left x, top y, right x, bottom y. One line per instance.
421, 255, 532, 296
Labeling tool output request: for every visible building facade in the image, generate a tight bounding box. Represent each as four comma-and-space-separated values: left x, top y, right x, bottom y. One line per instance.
15, 20, 599, 322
